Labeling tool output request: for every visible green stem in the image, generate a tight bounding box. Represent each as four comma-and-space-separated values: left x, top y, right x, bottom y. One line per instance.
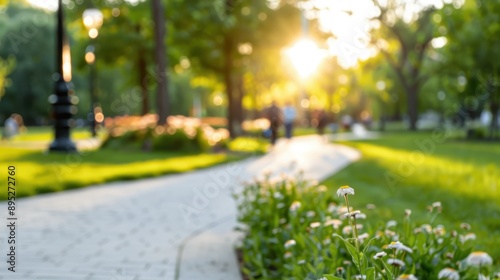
353, 217, 360, 251
343, 195, 359, 251
393, 249, 397, 279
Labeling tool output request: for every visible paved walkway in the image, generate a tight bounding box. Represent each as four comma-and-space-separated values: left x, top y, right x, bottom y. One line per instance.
0, 135, 360, 280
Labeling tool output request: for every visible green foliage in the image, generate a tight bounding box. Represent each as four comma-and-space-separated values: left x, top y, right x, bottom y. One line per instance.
0, 4, 56, 124
236, 175, 497, 279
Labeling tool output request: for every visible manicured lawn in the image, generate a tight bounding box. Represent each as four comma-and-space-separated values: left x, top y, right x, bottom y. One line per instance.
10, 126, 98, 141
325, 132, 500, 263
0, 126, 268, 200
0, 146, 241, 199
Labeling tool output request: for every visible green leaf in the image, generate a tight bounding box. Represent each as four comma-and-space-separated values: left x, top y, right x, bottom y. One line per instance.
366, 267, 376, 280
323, 274, 345, 280
380, 259, 394, 280
333, 234, 360, 270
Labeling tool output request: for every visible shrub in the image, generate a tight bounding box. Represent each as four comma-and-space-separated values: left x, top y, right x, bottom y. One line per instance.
235, 175, 498, 280
101, 115, 229, 152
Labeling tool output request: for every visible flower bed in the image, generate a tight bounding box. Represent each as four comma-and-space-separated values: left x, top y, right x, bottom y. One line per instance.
101, 114, 229, 152
235, 175, 498, 279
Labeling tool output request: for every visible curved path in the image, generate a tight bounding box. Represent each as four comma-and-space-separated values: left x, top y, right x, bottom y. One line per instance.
0, 135, 360, 280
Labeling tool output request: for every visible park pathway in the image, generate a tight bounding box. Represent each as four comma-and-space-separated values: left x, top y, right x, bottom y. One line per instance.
0, 135, 361, 280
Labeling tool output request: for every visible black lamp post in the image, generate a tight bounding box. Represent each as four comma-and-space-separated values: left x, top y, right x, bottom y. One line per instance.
83, 8, 103, 138
49, 0, 77, 152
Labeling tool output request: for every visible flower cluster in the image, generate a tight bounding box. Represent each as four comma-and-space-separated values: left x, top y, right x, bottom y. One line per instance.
102, 114, 229, 151
235, 176, 498, 280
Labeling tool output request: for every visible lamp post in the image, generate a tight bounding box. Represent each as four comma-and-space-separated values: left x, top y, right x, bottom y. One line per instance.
49, 0, 77, 152
82, 8, 103, 138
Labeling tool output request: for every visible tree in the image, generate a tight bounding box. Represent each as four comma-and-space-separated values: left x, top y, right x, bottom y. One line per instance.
369, 0, 437, 130
441, 0, 500, 137
0, 4, 56, 124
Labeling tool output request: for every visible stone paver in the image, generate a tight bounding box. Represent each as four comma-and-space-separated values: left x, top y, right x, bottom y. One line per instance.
0, 135, 360, 280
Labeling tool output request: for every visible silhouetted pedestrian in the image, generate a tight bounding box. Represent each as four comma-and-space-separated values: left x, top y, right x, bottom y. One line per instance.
264, 101, 283, 145
283, 101, 296, 139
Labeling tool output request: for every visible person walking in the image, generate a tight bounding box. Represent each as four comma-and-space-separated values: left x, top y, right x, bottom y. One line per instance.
316, 109, 328, 135
264, 101, 283, 145
283, 101, 296, 139
2, 114, 22, 140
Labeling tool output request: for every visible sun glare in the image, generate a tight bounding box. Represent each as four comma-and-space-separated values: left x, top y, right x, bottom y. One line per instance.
285, 39, 325, 79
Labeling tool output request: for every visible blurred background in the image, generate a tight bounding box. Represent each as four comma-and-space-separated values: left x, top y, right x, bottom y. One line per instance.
0, 0, 499, 273
0, 0, 497, 137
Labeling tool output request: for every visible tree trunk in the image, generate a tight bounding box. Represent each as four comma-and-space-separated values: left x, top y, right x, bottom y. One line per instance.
235, 74, 244, 123
151, 0, 169, 125
137, 48, 149, 115
223, 32, 235, 137
393, 96, 402, 121
407, 85, 418, 131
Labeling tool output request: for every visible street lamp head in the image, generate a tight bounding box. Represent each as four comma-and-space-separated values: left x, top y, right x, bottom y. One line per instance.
85, 51, 95, 65
83, 8, 103, 36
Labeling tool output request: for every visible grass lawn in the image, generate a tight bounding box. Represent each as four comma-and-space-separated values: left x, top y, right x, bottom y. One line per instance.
324, 131, 500, 264
0, 147, 243, 199
0, 127, 269, 200
12, 126, 98, 141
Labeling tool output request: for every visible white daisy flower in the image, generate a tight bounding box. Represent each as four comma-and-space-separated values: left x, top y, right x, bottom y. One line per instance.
460, 223, 471, 230
421, 224, 433, 233
324, 219, 343, 229
284, 239, 296, 249
273, 192, 284, 199
344, 210, 361, 218
327, 202, 337, 213
434, 225, 446, 236
297, 259, 305, 265
289, 201, 301, 212
386, 220, 397, 228
432, 201, 442, 208
353, 275, 367, 279
310, 222, 321, 228
358, 233, 370, 243
465, 251, 493, 266
388, 258, 405, 267
460, 233, 476, 243
388, 241, 413, 253
493, 272, 500, 279
356, 213, 367, 219
283, 251, 293, 259
405, 209, 412, 217
385, 229, 397, 237
373, 251, 387, 260
438, 268, 460, 280
387, 241, 402, 249
397, 274, 418, 280
306, 211, 316, 218
336, 185, 355, 197
342, 224, 363, 235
